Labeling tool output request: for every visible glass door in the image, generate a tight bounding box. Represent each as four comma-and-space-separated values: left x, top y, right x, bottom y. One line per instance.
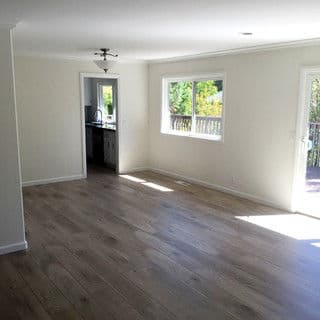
298, 74, 320, 217
304, 75, 320, 217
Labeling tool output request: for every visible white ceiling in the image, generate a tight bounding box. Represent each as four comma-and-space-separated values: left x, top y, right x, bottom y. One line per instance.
2, 0, 320, 61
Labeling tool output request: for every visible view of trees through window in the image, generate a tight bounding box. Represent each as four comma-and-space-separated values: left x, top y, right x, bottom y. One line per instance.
102, 86, 113, 116
167, 79, 223, 137
310, 78, 320, 122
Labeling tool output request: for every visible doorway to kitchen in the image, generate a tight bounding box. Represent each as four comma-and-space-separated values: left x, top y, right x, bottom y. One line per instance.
293, 67, 320, 218
80, 73, 120, 176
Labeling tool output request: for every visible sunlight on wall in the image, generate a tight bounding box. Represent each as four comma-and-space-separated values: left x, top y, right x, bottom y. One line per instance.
119, 175, 173, 192
236, 214, 320, 240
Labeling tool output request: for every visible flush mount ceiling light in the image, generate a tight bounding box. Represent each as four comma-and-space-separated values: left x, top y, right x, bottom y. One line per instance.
93, 48, 118, 73
240, 32, 253, 36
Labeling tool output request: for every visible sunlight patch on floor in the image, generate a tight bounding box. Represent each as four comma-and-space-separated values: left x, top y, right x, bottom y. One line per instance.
236, 214, 320, 240
119, 175, 146, 183
119, 175, 173, 192
141, 182, 173, 192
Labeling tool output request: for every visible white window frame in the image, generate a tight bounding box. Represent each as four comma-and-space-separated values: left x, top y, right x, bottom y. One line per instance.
161, 72, 226, 142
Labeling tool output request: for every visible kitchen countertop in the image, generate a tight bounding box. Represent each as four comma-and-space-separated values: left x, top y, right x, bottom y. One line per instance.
85, 122, 116, 131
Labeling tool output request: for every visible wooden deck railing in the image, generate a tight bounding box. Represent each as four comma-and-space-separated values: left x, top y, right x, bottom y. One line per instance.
170, 115, 222, 136
308, 122, 320, 167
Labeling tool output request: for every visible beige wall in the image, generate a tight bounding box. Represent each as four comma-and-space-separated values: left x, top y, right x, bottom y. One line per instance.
148, 45, 320, 210
15, 56, 149, 183
15, 45, 320, 211
0, 28, 26, 253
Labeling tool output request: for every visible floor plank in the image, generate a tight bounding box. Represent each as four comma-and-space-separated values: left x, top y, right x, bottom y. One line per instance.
1, 165, 320, 319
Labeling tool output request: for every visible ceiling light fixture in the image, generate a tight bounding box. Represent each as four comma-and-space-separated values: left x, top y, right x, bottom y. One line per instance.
241, 32, 253, 36
93, 48, 118, 73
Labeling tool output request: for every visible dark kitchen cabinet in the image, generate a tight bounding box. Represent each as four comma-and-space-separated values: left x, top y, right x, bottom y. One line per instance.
92, 127, 104, 164
86, 124, 116, 169
103, 130, 116, 169
85, 126, 93, 160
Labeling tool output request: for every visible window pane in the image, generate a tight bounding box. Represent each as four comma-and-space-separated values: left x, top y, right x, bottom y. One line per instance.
168, 81, 192, 132
195, 80, 223, 137
102, 86, 113, 121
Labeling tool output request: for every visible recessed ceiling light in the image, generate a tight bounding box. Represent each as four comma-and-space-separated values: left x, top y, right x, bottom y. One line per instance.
241, 32, 253, 36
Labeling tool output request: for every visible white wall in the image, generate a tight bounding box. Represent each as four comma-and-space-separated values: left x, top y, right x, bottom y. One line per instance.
16, 45, 320, 210
0, 28, 26, 254
148, 45, 320, 210
83, 77, 92, 106
15, 56, 149, 183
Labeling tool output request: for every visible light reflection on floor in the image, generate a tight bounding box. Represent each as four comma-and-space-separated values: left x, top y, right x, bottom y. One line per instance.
119, 175, 173, 192
236, 214, 320, 241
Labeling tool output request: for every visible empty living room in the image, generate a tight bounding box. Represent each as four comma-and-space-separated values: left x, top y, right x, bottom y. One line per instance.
1, 1, 320, 319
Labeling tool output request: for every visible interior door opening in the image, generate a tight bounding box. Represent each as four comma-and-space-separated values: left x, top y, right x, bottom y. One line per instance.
80, 73, 120, 177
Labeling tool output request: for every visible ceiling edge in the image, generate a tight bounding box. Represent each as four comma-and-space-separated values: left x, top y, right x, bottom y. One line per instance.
149, 37, 320, 64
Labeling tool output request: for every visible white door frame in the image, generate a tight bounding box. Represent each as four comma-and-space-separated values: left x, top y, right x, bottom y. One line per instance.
80, 72, 120, 176
292, 66, 320, 212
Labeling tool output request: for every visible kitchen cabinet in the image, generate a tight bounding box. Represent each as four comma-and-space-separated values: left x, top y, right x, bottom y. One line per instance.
85, 126, 93, 160
103, 130, 116, 169
85, 123, 116, 169
92, 127, 104, 164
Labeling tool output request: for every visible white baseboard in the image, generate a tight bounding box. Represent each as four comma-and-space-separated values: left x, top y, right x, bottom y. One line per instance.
21, 167, 290, 211
0, 241, 28, 256
122, 167, 150, 174
149, 167, 290, 212
22, 174, 86, 187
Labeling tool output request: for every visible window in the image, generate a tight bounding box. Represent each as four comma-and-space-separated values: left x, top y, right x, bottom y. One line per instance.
161, 74, 225, 140
97, 84, 115, 123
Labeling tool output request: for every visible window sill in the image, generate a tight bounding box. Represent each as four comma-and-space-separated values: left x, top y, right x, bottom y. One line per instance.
161, 130, 224, 142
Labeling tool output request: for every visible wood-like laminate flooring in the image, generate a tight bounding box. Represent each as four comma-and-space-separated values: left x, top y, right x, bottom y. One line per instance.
1, 165, 320, 320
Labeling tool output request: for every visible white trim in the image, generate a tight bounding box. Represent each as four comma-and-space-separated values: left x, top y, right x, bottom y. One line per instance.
121, 166, 150, 174
22, 174, 85, 187
291, 66, 320, 212
149, 167, 290, 212
9, 28, 27, 245
0, 241, 28, 256
23, 165, 290, 211
11, 37, 320, 65
80, 72, 120, 80
80, 72, 120, 175
161, 72, 226, 143
12, 37, 320, 64
121, 166, 290, 211
151, 38, 320, 64
161, 72, 225, 83
160, 131, 224, 142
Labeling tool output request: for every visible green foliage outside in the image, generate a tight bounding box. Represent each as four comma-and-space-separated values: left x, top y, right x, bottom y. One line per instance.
196, 80, 222, 116
103, 86, 113, 115
169, 80, 223, 117
308, 79, 320, 166
169, 81, 192, 115
310, 78, 320, 122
